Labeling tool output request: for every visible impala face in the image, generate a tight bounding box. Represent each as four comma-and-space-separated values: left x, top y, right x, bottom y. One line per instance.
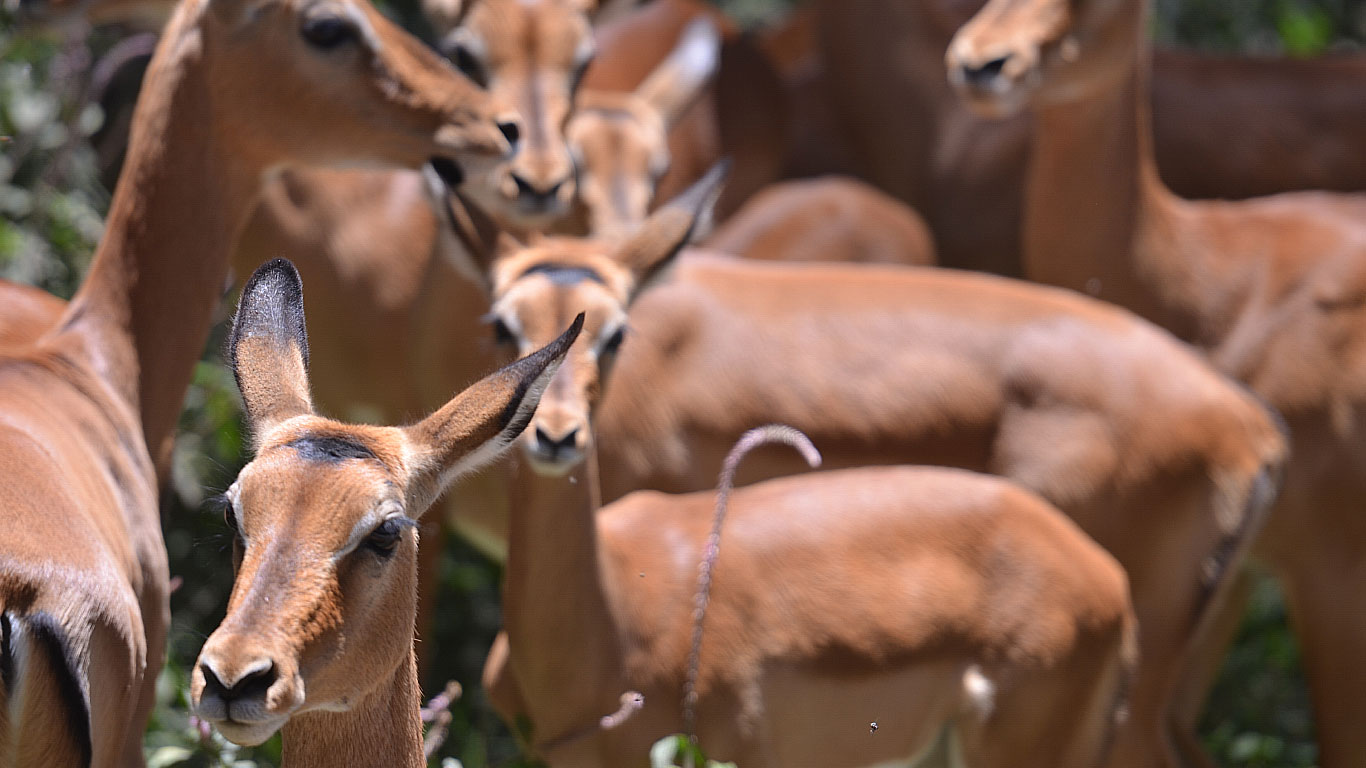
567, 93, 670, 239
567, 16, 719, 239
485, 240, 634, 474
197, 0, 520, 181
192, 430, 419, 746
438, 0, 598, 224
945, 0, 1136, 118
476, 162, 726, 476
191, 260, 578, 746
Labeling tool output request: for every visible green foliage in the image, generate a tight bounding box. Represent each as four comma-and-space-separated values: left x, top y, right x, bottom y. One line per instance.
650, 735, 737, 768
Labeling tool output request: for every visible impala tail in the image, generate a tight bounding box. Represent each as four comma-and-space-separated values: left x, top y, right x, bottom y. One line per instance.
683, 425, 822, 735
0, 608, 92, 766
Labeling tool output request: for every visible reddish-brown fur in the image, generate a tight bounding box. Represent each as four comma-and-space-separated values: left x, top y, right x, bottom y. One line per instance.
190, 259, 578, 768
811, 0, 1366, 276
946, 0, 1366, 765
457, 167, 1286, 768
0, 0, 510, 762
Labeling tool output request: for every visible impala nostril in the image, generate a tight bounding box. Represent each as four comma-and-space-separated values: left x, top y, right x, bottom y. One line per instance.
202, 657, 277, 702
498, 120, 521, 148
963, 55, 1012, 86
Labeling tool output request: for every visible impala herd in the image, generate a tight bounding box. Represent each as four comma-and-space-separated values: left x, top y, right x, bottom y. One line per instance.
1, 0, 1361, 765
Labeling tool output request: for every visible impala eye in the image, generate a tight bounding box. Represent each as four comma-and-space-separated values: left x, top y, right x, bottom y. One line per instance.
601, 326, 626, 356
301, 15, 358, 49
365, 518, 406, 556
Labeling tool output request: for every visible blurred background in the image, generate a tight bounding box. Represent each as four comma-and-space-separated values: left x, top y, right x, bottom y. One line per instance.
2, 1, 1363, 766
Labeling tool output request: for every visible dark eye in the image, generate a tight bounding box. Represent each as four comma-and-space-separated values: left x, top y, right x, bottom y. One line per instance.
301, 15, 358, 49
365, 518, 405, 556
601, 327, 626, 355
452, 44, 489, 89
491, 317, 517, 347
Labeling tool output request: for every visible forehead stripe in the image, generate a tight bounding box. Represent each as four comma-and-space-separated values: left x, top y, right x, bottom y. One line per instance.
287, 436, 377, 463
520, 262, 606, 286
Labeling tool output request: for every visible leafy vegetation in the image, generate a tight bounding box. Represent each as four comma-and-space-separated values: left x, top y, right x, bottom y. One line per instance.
3, 1, 1361, 766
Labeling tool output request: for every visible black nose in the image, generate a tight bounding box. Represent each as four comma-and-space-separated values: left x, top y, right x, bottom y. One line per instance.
535, 426, 579, 457
200, 659, 277, 703
962, 55, 1011, 86
511, 173, 565, 206
498, 120, 521, 148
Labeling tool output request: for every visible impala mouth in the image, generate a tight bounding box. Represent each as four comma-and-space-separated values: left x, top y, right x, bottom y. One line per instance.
428, 157, 466, 189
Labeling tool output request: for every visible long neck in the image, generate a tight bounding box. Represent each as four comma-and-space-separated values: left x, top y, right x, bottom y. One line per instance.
503, 452, 625, 744
280, 646, 425, 768
55, 3, 262, 478
1024, 26, 1212, 343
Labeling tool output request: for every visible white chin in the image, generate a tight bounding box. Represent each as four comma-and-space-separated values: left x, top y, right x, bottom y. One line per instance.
210, 717, 286, 747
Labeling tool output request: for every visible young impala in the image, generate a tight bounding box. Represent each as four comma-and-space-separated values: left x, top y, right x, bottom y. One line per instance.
191, 259, 577, 767
0, 0, 512, 761
946, 0, 1366, 764
453, 163, 1285, 768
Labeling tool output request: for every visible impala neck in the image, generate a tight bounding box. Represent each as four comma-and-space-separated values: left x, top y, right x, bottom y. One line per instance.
280, 646, 425, 768
1025, 30, 1216, 344
56, 3, 262, 478
503, 451, 626, 744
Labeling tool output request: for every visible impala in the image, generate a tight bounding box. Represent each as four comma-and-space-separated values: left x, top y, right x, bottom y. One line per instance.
0, 0, 512, 761
485, 414, 1136, 768
946, 0, 1366, 764
190, 259, 577, 767
811, 0, 1366, 276
454, 163, 1286, 768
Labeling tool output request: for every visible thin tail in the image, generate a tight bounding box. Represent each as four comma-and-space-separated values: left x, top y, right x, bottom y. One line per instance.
683, 425, 821, 740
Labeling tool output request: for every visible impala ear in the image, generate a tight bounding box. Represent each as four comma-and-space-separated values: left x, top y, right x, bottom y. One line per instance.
615, 159, 728, 296
403, 313, 584, 510
228, 259, 314, 440
635, 17, 721, 129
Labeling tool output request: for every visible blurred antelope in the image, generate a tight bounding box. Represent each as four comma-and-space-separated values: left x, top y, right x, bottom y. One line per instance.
455, 164, 1285, 768
946, 1, 1366, 764
811, 0, 1366, 276
190, 259, 576, 766
0, 0, 511, 762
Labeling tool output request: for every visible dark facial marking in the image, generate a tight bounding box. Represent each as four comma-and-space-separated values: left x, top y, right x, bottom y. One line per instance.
287, 435, 378, 463
520, 262, 606, 286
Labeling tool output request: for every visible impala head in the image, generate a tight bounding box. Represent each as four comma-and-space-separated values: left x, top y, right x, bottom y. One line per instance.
180, 0, 520, 181
191, 259, 579, 746
461, 161, 725, 475
568, 16, 719, 239
424, 0, 610, 225
945, 0, 1138, 118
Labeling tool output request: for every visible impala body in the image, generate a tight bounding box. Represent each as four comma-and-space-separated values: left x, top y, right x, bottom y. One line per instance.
454, 165, 1286, 768
947, 0, 1366, 764
0, 0, 512, 760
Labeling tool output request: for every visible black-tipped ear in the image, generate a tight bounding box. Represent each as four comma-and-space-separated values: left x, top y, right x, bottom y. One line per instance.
615, 159, 729, 295
403, 313, 585, 511
228, 259, 314, 438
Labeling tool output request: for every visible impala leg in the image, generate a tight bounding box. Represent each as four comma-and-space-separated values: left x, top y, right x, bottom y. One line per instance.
1276, 542, 1366, 768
